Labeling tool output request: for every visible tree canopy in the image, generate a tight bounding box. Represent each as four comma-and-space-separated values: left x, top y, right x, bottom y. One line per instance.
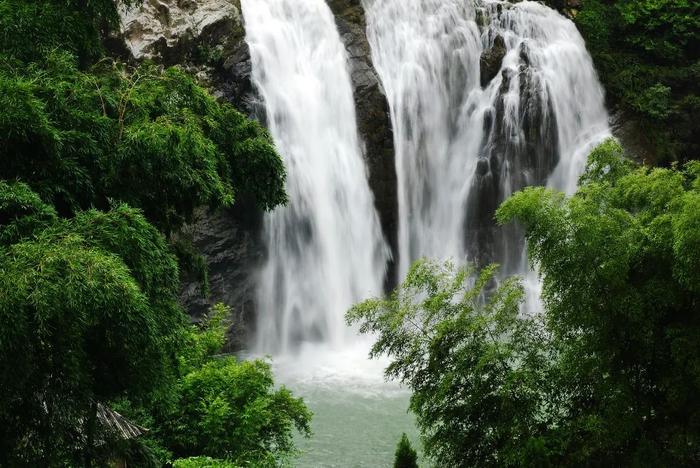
0, 203, 183, 465
115, 305, 312, 467
349, 139, 700, 466
0, 52, 286, 233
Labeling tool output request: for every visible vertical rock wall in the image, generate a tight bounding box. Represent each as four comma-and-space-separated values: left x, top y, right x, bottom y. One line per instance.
326, 0, 398, 287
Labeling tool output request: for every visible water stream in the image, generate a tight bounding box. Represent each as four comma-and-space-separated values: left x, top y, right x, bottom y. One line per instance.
242, 0, 388, 355
242, 1, 404, 464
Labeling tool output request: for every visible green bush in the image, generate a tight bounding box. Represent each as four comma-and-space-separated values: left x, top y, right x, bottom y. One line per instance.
0, 180, 57, 244
115, 304, 312, 466
0, 223, 178, 465
0, 53, 286, 233
394, 433, 419, 468
0, 0, 139, 64
173, 456, 239, 468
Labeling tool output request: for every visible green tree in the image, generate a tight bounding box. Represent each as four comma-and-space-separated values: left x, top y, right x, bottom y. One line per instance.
167, 305, 311, 465
348, 260, 549, 466
169, 358, 311, 465
117, 304, 313, 466
394, 433, 419, 468
350, 140, 700, 466
0, 53, 286, 233
0, 213, 182, 465
574, 0, 699, 162
0, 0, 139, 64
0, 180, 57, 244
497, 138, 700, 465
0, 0, 291, 465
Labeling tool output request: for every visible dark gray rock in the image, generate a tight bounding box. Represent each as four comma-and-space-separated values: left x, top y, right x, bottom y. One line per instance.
609, 107, 657, 164
178, 201, 264, 351
480, 34, 506, 88
327, 0, 399, 288
466, 42, 559, 274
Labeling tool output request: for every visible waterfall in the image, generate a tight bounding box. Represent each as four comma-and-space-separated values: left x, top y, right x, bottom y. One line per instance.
242, 0, 388, 354
364, 0, 610, 290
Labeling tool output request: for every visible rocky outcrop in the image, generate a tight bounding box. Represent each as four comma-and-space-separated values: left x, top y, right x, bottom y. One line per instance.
178, 202, 264, 351
467, 41, 559, 273
480, 35, 506, 87
327, 0, 398, 287
118, 0, 258, 113
609, 108, 657, 164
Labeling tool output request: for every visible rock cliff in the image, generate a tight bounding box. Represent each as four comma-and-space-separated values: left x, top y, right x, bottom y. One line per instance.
326, 0, 398, 287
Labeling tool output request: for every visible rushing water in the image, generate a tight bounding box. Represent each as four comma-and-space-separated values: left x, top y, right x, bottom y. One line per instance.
364, 0, 610, 286
242, 0, 388, 355
242, 0, 610, 465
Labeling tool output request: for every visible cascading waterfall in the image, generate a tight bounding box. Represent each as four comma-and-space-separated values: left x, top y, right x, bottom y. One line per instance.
364, 0, 610, 292
241, 0, 388, 354
362, 0, 483, 278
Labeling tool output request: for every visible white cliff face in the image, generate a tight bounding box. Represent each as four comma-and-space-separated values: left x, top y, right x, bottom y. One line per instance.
119, 0, 241, 60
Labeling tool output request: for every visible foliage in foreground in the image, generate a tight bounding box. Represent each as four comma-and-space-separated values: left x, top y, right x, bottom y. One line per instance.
173, 457, 240, 468
118, 304, 312, 467
0, 195, 183, 465
394, 433, 419, 468
0, 1, 294, 464
349, 139, 700, 466
0, 51, 286, 234
0, 0, 138, 64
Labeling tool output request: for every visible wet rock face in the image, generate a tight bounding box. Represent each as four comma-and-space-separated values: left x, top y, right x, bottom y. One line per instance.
179, 202, 264, 351
609, 107, 657, 164
327, 0, 399, 288
480, 35, 506, 88
119, 0, 241, 62
466, 42, 559, 272
118, 0, 258, 114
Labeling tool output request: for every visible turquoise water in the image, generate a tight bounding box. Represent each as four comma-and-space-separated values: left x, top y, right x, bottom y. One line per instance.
292, 383, 420, 467
264, 343, 423, 467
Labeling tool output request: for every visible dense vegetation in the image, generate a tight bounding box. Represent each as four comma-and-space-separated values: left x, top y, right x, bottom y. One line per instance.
349, 139, 700, 466
572, 0, 699, 163
1, 0, 697, 466
115, 305, 312, 467
0, 0, 310, 466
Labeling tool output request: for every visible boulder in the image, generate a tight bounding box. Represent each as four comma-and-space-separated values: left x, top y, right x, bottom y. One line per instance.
178, 202, 264, 351
480, 34, 506, 88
